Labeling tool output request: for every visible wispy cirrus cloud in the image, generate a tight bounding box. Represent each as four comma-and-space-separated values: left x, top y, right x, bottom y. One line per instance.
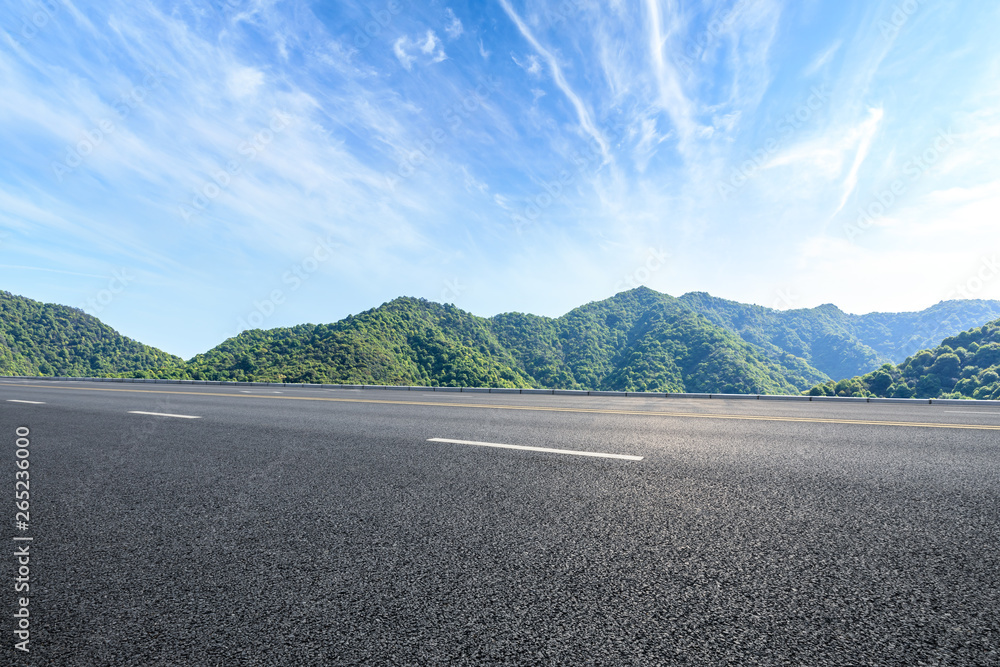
833, 106, 884, 215
393, 30, 447, 70
444, 8, 463, 39
644, 0, 700, 150
497, 0, 611, 163
804, 40, 842, 77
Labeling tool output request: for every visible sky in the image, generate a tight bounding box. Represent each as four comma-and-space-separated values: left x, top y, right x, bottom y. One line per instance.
1, 0, 999, 359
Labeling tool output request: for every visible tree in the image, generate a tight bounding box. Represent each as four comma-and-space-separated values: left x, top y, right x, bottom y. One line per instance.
892, 383, 913, 399
929, 353, 960, 379
915, 373, 942, 398
868, 370, 893, 396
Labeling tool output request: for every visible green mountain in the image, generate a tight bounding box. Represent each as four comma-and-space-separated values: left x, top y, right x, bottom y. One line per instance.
179, 298, 534, 387
176, 290, 802, 393
675, 292, 1000, 382
807, 318, 1000, 400
490, 288, 813, 393
5, 286, 1000, 396
0, 290, 183, 376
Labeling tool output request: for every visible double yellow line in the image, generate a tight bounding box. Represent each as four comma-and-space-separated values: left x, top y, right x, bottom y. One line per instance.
3, 381, 1000, 431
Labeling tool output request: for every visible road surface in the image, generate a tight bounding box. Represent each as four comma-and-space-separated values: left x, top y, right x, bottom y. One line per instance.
2, 379, 998, 665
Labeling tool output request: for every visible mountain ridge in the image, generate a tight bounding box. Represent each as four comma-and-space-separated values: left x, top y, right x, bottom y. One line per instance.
674, 291, 1000, 381
3, 287, 1000, 395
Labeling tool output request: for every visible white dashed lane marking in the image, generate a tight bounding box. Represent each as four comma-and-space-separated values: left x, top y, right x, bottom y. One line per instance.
128, 411, 201, 419
427, 438, 643, 461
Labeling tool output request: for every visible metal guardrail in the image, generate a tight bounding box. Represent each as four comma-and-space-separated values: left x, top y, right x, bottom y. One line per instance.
2, 375, 998, 406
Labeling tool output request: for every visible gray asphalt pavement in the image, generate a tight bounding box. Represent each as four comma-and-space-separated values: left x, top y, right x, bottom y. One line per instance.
2, 379, 999, 665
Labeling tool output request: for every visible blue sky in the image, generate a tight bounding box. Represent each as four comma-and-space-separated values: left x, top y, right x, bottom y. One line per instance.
1, 0, 998, 359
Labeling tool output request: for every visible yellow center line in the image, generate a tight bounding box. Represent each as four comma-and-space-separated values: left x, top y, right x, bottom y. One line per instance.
2, 381, 999, 430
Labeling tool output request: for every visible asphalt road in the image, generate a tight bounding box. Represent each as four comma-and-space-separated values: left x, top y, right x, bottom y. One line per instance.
2, 379, 999, 666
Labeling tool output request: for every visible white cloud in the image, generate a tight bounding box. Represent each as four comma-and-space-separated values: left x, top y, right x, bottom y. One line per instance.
644, 0, 701, 152
833, 107, 884, 215
759, 107, 885, 208
419, 31, 436, 55
632, 116, 667, 172
924, 179, 1000, 205
499, 0, 611, 162
394, 30, 446, 70
713, 111, 741, 134
512, 53, 542, 77
444, 8, 463, 39
393, 37, 416, 70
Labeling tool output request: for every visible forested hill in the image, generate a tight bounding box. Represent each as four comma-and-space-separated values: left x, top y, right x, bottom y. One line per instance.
488, 288, 818, 393
6, 286, 1000, 395
182, 298, 535, 387
807, 318, 1000, 400
676, 292, 1000, 382
179, 292, 806, 393
0, 291, 183, 376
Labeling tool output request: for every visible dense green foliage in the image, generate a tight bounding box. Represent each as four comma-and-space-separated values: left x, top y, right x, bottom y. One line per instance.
174, 290, 802, 392
676, 293, 1000, 381
174, 288, 817, 393
0, 291, 183, 376
493, 288, 807, 393
6, 286, 1000, 396
178, 298, 533, 386
807, 319, 1000, 400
